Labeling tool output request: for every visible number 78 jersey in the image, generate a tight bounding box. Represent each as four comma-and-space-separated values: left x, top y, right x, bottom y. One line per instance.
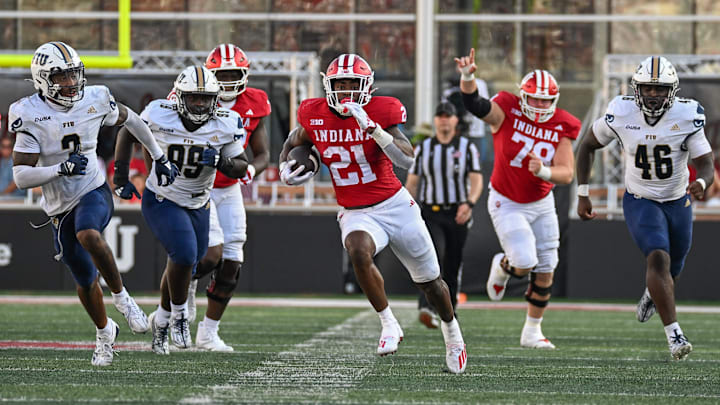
490, 91, 581, 203
593, 96, 712, 202
297, 96, 406, 208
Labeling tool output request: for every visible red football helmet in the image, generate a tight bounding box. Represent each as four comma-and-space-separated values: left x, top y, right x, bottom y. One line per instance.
205, 43, 250, 101
519, 69, 559, 123
322, 54, 374, 114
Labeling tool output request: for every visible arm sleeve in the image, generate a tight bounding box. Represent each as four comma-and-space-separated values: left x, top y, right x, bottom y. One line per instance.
467, 142, 482, 173
461, 89, 492, 119
13, 132, 41, 154
591, 117, 616, 146
686, 129, 713, 159
123, 107, 164, 160
13, 164, 59, 189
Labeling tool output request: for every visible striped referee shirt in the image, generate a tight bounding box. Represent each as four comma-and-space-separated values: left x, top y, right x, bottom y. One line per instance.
409, 135, 481, 205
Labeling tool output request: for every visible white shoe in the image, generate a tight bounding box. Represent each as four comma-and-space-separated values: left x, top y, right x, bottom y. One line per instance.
149, 311, 169, 355
196, 321, 234, 352
377, 322, 404, 356
187, 279, 199, 324
487, 253, 511, 301
170, 313, 192, 349
114, 295, 149, 334
636, 288, 656, 323
418, 308, 440, 329
521, 326, 556, 349
445, 343, 467, 374
669, 331, 693, 360
92, 318, 119, 366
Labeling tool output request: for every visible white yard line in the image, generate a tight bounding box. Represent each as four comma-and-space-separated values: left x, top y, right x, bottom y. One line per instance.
1, 295, 719, 314
180, 308, 412, 405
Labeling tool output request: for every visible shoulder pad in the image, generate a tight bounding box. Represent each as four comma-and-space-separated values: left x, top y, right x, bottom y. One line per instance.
8, 98, 39, 134
605, 95, 637, 119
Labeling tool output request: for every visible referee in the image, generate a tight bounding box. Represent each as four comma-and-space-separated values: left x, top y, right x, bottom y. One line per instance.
406, 101, 483, 328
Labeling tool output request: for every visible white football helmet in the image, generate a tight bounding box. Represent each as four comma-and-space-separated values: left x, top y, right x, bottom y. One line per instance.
322, 54, 374, 115
631, 56, 679, 118
174, 66, 220, 124
30, 41, 86, 108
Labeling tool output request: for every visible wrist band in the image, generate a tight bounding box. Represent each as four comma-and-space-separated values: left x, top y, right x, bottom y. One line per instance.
461, 72, 475, 81
535, 165, 552, 181
697, 178, 707, 191
577, 184, 589, 197
371, 127, 394, 148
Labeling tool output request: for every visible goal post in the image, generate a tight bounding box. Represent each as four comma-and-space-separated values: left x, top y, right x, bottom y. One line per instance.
0, 0, 132, 69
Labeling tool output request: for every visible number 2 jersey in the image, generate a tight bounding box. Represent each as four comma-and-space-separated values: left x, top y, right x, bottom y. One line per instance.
9, 85, 120, 216
592, 95, 712, 202
297, 96, 406, 208
490, 91, 581, 203
141, 99, 246, 209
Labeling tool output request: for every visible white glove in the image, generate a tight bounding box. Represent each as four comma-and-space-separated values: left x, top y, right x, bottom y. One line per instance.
279, 160, 314, 186
342, 102, 377, 132
239, 164, 256, 185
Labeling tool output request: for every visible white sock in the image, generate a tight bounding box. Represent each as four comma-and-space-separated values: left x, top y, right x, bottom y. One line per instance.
377, 306, 397, 328
97, 318, 114, 335
524, 315, 543, 329
171, 302, 189, 321
111, 286, 129, 305
441, 318, 463, 344
202, 316, 220, 331
155, 305, 171, 327
664, 322, 684, 342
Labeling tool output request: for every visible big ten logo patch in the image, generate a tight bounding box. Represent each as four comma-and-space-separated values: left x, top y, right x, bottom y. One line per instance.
0, 243, 11, 266
102, 217, 138, 273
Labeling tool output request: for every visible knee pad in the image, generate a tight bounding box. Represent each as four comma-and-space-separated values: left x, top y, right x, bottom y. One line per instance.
525, 273, 552, 308
534, 248, 558, 273
503, 230, 538, 270
206, 263, 241, 305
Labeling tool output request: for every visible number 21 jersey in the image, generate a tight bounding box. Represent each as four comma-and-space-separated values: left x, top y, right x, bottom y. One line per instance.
490, 91, 581, 203
297, 96, 406, 208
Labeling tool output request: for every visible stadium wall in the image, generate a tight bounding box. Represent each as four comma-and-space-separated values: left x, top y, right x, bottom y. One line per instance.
0, 204, 717, 300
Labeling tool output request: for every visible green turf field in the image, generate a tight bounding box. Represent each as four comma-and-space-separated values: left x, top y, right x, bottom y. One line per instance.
0, 299, 718, 404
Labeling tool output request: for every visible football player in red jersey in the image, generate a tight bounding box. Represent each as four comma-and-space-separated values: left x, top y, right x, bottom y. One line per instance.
161, 44, 271, 352
455, 48, 580, 349
279, 54, 467, 374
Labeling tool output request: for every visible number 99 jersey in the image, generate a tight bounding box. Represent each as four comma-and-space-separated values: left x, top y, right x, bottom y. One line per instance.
140, 99, 246, 209
592, 95, 712, 202
297, 96, 407, 208
9, 85, 119, 216
490, 91, 581, 203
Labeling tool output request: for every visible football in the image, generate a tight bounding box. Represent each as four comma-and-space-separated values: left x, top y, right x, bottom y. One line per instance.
287, 144, 319, 175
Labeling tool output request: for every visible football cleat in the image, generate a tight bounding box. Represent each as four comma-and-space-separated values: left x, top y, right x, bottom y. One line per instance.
149, 311, 169, 355
170, 313, 192, 349
636, 288, 656, 323
196, 321, 234, 352
114, 295, 149, 334
187, 279, 199, 324
418, 307, 440, 329
668, 330, 692, 360
487, 253, 511, 301
92, 318, 119, 366
521, 326, 556, 349
445, 343, 467, 374
377, 322, 404, 356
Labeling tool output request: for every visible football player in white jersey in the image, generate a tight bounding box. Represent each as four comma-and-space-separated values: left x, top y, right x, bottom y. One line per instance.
576, 56, 715, 360
114, 66, 248, 355
9, 41, 179, 366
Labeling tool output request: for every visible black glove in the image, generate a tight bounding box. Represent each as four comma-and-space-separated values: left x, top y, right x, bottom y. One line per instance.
112, 160, 141, 199
198, 144, 220, 168
154, 154, 179, 186
58, 145, 88, 176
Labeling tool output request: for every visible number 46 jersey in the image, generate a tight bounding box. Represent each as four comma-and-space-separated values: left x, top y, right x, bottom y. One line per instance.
297, 96, 406, 208
593, 96, 712, 202
9, 85, 119, 216
141, 99, 246, 209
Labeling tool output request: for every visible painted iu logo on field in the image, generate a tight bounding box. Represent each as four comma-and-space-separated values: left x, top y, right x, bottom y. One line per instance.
102, 217, 138, 273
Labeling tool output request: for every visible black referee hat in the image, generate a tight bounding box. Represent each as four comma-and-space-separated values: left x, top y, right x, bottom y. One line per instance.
435, 101, 457, 116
